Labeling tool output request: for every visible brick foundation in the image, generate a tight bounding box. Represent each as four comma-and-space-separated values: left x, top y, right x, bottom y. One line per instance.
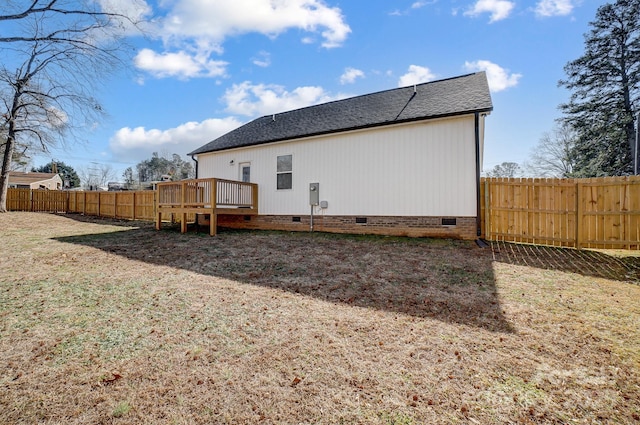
210, 214, 478, 240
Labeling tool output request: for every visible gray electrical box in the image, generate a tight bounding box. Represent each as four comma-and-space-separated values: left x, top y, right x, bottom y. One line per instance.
309, 182, 319, 206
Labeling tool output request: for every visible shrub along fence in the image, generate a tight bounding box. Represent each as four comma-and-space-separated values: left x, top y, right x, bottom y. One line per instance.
481, 176, 640, 250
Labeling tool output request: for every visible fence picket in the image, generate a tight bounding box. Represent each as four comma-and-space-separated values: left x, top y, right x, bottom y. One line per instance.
7, 189, 156, 221
7, 176, 640, 250
483, 176, 640, 250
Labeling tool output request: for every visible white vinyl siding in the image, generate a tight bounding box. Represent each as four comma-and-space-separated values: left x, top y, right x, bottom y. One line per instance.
197, 115, 479, 217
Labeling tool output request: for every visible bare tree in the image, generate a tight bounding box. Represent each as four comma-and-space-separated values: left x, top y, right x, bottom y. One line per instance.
486, 162, 522, 178
0, 1, 147, 212
78, 163, 116, 190
526, 123, 577, 177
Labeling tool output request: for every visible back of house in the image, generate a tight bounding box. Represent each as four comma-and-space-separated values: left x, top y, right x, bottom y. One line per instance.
189, 72, 493, 239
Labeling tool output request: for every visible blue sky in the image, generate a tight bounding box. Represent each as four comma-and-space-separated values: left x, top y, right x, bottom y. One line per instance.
32, 0, 606, 179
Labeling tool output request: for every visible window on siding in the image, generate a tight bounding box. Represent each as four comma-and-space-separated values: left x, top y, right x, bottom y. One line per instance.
277, 155, 292, 190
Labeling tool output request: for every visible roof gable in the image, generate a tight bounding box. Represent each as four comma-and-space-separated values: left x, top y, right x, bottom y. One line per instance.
190, 72, 493, 155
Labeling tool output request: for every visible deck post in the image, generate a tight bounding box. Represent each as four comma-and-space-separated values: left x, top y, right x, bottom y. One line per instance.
210, 179, 217, 236
252, 183, 258, 213
154, 178, 256, 236
180, 181, 187, 233
210, 212, 217, 236
181, 213, 187, 233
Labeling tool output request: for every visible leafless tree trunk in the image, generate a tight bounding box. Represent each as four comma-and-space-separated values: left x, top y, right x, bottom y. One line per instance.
0, 1, 147, 211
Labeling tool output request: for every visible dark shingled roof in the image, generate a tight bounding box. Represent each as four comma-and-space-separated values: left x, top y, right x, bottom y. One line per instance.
189, 72, 493, 155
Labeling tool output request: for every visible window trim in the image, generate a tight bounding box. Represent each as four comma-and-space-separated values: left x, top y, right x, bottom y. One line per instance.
239, 162, 251, 183
276, 154, 292, 190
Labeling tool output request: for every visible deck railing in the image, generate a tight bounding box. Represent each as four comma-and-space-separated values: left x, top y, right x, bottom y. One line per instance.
156, 178, 257, 210
155, 178, 258, 235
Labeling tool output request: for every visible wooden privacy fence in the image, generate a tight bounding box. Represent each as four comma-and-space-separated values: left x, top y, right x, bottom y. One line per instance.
7, 188, 156, 221
7, 176, 640, 249
481, 176, 640, 250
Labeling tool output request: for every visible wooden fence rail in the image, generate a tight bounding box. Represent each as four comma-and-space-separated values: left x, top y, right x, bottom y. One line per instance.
481, 176, 640, 250
7, 188, 156, 221
7, 176, 640, 249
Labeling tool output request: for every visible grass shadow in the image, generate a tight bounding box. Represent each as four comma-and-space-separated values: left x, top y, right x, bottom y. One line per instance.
491, 241, 640, 284
53, 218, 514, 333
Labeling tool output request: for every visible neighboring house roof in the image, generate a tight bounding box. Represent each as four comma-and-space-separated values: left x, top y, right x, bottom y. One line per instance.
8, 171, 62, 189
190, 72, 493, 156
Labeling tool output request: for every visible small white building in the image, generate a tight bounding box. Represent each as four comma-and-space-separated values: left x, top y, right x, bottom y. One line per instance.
8, 171, 63, 190
189, 72, 493, 239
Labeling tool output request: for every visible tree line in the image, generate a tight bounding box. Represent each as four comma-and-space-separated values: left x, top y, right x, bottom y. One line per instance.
21, 152, 194, 191
488, 0, 639, 178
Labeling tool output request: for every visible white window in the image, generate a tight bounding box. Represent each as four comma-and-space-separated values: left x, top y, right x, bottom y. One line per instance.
240, 163, 251, 182
277, 155, 292, 190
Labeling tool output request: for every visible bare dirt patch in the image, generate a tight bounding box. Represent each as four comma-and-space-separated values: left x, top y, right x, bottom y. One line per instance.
1, 212, 639, 424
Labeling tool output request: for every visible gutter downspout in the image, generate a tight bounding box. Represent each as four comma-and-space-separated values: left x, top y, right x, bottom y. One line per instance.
190, 154, 199, 179
474, 112, 482, 237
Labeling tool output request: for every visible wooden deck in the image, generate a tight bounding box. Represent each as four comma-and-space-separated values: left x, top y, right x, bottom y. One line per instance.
155, 178, 258, 235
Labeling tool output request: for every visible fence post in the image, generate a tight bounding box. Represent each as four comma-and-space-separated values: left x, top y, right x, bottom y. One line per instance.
576, 181, 583, 249
132, 192, 137, 220
484, 179, 490, 240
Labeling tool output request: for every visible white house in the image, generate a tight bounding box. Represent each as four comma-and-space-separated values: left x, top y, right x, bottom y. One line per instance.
189, 72, 493, 239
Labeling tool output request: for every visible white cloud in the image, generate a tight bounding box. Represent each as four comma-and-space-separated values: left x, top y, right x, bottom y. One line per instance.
412, 1, 434, 9
222, 81, 344, 117
390, 1, 435, 16
252, 51, 272, 68
161, 0, 351, 49
398, 65, 437, 87
464, 60, 522, 92
109, 117, 243, 161
136, 1, 350, 78
464, 0, 515, 22
46, 107, 68, 129
134, 48, 227, 79
535, 0, 573, 17
340, 67, 365, 85
97, 0, 153, 34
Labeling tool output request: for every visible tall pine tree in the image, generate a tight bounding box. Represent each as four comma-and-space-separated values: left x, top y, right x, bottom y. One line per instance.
33, 162, 80, 189
559, 0, 640, 177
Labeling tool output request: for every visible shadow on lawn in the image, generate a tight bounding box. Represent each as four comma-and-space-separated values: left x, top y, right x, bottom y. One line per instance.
54, 218, 514, 333
491, 241, 640, 284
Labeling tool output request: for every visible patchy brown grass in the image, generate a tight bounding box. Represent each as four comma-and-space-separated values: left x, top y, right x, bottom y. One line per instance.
0, 212, 639, 424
